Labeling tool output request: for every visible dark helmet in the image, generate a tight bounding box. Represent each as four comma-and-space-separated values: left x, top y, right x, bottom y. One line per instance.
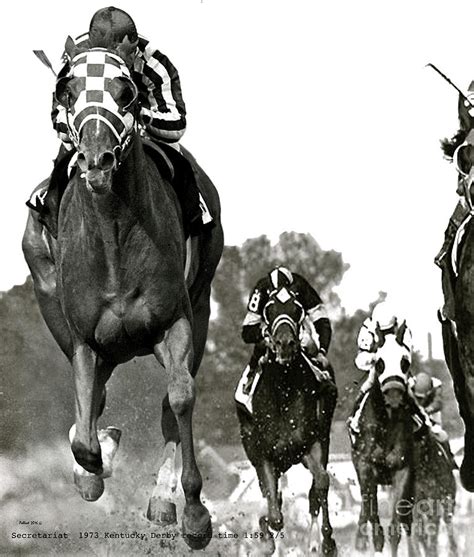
269, 266, 293, 290
89, 6, 138, 48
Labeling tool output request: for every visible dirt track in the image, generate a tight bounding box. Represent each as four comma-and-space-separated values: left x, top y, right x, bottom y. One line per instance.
1, 440, 474, 557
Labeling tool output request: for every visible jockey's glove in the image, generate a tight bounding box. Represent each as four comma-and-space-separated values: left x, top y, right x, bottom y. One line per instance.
314, 351, 329, 370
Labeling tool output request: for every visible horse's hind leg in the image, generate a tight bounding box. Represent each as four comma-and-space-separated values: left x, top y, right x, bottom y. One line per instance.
147, 439, 179, 525
303, 441, 337, 556
152, 317, 211, 550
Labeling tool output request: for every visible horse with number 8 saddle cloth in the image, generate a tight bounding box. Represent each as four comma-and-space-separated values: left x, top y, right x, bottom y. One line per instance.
235, 286, 338, 556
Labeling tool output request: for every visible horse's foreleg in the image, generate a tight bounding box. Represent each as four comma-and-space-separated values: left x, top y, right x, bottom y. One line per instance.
255, 461, 281, 556
355, 462, 384, 551
303, 441, 336, 556
153, 317, 211, 550
70, 349, 115, 501
159, 285, 212, 448
389, 467, 411, 557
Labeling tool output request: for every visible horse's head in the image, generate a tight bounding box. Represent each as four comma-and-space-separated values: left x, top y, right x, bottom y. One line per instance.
262, 287, 304, 366
374, 336, 410, 409
55, 39, 138, 194
453, 129, 474, 207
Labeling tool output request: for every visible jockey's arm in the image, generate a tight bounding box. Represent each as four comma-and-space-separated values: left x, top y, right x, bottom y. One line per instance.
241, 282, 268, 345
137, 42, 187, 143
309, 308, 332, 354
354, 318, 378, 370
241, 311, 265, 344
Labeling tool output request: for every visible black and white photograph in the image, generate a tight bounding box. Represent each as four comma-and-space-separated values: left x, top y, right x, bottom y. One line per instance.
1, 1, 474, 555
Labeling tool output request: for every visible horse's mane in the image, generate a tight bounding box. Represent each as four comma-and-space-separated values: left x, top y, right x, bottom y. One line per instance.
440, 129, 467, 161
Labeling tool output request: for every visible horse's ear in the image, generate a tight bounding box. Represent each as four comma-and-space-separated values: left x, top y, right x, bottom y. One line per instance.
116, 36, 139, 67
109, 76, 138, 111
55, 76, 72, 107
64, 36, 77, 59
64, 35, 90, 60
458, 93, 474, 132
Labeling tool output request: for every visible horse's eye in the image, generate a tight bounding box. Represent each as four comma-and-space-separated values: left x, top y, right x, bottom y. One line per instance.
375, 359, 385, 374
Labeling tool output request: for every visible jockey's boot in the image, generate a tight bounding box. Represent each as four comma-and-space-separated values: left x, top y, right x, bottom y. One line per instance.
26, 146, 76, 239
242, 364, 258, 395
164, 143, 214, 237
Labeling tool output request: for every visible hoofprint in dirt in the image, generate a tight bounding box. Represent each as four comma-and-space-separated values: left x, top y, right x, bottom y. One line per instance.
2, 439, 473, 556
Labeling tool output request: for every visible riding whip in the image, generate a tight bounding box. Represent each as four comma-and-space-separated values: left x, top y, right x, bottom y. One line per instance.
33, 50, 57, 77
425, 63, 474, 109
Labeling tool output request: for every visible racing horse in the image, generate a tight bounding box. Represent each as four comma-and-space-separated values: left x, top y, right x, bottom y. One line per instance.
411, 424, 458, 557
439, 114, 474, 492
236, 286, 338, 556
350, 336, 417, 556
22, 38, 223, 549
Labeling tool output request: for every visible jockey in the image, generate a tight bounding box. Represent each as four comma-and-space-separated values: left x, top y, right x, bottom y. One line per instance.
435, 82, 474, 319
29, 6, 209, 237
408, 372, 444, 430
409, 372, 458, 468
235, 266, 332, 411
347, 300, 417, 433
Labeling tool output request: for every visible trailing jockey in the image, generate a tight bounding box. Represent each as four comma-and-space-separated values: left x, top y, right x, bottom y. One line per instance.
408, 372, 457, 467
235, 265, 333, 413
348, 301, 457, 467
28, 6, 211, 238
435, 81, 474, 320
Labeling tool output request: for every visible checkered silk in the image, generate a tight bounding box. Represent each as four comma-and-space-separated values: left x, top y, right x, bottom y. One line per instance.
65, 48, 137, 146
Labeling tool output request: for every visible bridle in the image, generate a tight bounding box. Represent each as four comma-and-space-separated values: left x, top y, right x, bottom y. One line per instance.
57, 48, 138, 168
262, 288, 305, 342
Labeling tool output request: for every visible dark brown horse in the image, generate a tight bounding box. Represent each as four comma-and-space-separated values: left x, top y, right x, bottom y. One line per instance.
236, 287, 338, 556
440, 116, 474, 492
350, 337, 417, 557
22, 40, 223, 549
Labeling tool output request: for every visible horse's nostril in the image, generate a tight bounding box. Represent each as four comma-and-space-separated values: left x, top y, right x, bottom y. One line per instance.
77, 152, 87, 172
99, 151, 116, 171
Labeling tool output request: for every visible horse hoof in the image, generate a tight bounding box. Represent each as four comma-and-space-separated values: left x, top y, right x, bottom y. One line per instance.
73, 470, 104, 502
322, 538, 337, 556
460, 460, 474, 492
355, 533, 368, 552
146, 497, 177, 525
373, 533, 384, 553
181, 505, 212, 550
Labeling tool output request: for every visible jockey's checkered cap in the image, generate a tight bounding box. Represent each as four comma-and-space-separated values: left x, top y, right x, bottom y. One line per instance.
89, 7, 138, 47
269, 266, 293, 290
